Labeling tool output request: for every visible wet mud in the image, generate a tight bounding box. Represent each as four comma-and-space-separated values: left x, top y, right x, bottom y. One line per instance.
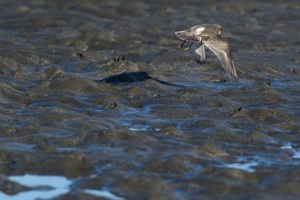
1, 0, 300, 199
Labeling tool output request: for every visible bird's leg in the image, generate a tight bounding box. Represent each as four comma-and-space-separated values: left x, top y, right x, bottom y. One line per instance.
180, 40, 186, 48
183, 42, 194, 51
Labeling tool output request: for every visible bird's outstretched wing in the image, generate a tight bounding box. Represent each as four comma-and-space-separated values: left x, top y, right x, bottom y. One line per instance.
175, 29, 201, 41
204, 36, 238, 78
175, 26, 211, 42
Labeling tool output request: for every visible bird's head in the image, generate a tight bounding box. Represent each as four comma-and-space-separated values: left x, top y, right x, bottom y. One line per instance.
212, 24, 222, 35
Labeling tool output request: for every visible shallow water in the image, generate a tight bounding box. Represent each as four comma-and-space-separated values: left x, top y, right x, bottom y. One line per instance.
1, 0, 300, 199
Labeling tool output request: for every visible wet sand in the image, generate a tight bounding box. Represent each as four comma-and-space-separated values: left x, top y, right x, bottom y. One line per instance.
1, 0, 300, 199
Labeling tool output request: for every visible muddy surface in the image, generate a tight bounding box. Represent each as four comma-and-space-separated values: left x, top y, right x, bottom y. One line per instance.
1, 0, 300, 199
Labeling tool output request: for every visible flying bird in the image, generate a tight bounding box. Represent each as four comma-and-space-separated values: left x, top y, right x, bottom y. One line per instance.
175, 24, 237, 78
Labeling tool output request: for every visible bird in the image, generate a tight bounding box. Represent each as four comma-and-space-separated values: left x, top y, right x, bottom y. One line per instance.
175, 24, 237, 78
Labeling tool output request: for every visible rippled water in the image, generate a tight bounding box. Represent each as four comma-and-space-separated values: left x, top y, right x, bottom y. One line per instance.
1, 0, 300, 199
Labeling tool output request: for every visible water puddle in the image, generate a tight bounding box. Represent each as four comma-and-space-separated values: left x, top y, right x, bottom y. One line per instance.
129, 124, 161, 132
223, 162, 258, 173
221, 142, 300, 174
83, 189, 125, 200
0, 174, 124, 200
280, 142, 300, 159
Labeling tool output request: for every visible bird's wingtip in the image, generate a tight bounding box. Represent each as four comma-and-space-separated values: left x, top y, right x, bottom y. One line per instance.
230, 68, 238, 79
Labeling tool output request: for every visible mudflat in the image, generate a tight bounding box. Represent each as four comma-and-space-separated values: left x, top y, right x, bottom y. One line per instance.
1, 1, 300, 199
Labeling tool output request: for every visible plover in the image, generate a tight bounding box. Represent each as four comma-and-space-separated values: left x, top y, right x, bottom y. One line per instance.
175, 24, 237, 78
